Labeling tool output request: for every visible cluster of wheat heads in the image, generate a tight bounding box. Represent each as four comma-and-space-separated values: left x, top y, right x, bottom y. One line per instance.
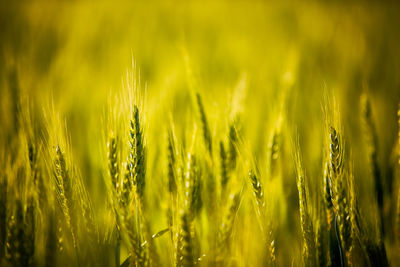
1, 66, 400, 267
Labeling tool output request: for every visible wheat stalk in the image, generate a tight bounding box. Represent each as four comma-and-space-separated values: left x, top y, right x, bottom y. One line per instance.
294, 149, 316, 266
108, 133, 120, 192
53, 145, 77, 250
361, 95, 384, 235
129, 105, 146, 205
175, 211, 194, 267
248, 170, 275, 265
328, 126, 352, 266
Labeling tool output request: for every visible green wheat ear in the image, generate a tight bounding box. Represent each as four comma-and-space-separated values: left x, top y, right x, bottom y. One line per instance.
129, 105, 146, 204
107, 133, 119, 192
184, 153, 202, 219
54, 145, 77, 249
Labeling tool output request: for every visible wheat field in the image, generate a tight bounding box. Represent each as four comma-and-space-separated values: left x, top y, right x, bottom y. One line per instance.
1, 1, 400, 266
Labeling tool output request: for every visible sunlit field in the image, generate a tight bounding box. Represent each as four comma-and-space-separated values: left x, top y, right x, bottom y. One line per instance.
1, 1, 400, 266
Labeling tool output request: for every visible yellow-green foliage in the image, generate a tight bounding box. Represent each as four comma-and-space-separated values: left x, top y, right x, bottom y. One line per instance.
1, 1, 400, 267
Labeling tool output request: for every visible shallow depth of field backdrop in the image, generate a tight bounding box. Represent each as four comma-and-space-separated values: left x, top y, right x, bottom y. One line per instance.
1, 1, 400, 267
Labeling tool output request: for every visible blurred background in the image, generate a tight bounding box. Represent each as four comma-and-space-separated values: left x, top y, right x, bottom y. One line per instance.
1, 0, 400, 264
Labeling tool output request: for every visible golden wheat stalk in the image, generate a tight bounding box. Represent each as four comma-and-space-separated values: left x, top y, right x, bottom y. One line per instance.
294, 149, 316, 266
328, 126, 352, 266
53, 145, 77, 250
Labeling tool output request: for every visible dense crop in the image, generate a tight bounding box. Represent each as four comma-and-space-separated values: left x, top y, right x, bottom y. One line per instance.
1, 1, 400, 266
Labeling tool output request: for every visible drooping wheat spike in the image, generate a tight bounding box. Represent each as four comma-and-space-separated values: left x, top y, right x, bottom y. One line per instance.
54, 145, 76, 249
195, 93, 212, 155
361, 95, 383, 235
294, 151, 316, 266
0, 175, 7, 259
249, 170, 265, 216
323, 162, 334, 230
176, 211, 194, 267
217, 193, 240, 262
228, 123, 238, 171
167, 128, 177, 196
185, 153, 202, 219
129, 105, 146, 205
219, 141, 228, 191
108, 133, 119, 192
